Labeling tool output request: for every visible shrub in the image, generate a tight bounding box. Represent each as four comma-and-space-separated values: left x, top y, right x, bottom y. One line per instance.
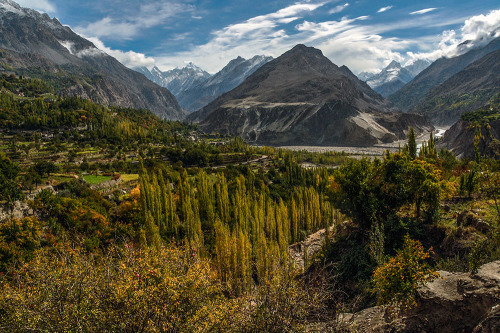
372, 235, 439, 311
0, 245, 243, 332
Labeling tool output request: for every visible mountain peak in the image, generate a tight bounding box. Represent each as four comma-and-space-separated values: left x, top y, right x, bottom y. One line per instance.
386, 60, 402, 69
289, 44, 323, 56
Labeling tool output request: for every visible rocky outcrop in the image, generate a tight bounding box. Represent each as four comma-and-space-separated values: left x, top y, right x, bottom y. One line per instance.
289, 226, 333, 270
473, 305, 500, 333
339, 260, 500, 333
438, 118, 500, 158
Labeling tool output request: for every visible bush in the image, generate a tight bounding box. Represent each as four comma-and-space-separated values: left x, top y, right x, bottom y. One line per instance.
0, 245, 243, 332
372, 235, 439, 311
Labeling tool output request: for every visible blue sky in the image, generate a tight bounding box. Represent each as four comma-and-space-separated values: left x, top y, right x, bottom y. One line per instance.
15, 0, 500, 74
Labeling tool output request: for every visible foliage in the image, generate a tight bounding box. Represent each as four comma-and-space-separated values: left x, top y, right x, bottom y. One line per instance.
0, 153, 23, 210
407, 127, 417, 159
328, 153, 448, 230
372, 235, 439, 310
0, 245, 244, 332
0, 217, 42, 271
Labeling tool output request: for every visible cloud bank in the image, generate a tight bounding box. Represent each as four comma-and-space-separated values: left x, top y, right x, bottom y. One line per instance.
408, 9, 500, 63
78, 1, 500, 76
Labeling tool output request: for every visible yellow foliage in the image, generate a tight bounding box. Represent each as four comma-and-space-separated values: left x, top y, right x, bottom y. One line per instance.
372, 235, 439, 311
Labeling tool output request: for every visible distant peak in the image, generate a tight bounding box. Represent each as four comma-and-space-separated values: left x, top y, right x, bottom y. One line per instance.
386, 60, 401, 69
151, 66, 162, 74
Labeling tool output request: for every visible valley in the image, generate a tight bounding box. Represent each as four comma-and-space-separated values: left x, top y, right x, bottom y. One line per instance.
0, 1, 500, 332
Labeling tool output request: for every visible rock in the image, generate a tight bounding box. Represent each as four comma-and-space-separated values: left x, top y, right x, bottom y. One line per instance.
342, 261, 500, 333
455, 211, 491, 233
289, 226, 334, 270
473, 305, 500, 333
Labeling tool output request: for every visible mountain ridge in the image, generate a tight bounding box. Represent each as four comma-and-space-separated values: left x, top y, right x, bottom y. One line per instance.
358, 59, 430, 97
388, 37, 500, 112
177, 55, 273, 112
0, 0, 186, 120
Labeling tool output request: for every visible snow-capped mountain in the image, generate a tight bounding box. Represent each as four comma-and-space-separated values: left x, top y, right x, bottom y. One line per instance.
358, 59, 431, 97
136, 63, 211, 96
176, 55, 273, 112
405, 59, 432, 77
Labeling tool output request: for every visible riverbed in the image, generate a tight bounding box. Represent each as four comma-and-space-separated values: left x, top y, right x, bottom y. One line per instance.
279, 127, 449, 156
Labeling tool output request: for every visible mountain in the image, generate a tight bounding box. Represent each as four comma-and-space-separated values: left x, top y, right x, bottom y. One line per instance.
415, 48, 500, 125
405, 59, 433, 77
135, 63, 211, 96
388, 37, 500, 112
188, 44, 432, 146
0, 0, 186, 120
438, 99, 500, 158
176, 55, 273, 112
358, 60, 426, 97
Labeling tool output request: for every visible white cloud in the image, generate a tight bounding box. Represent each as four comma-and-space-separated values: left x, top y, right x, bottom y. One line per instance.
76, 1, 193, 40
76, 2, 499, 76
410, 8, 437, 15
377, 6, 393, 13
86, 37, 156, 68
15, 0, 55, 13
329, 3, 349, 15
408, 9, 500, 62
152, 1, 326, 72
67, 33, 156, 69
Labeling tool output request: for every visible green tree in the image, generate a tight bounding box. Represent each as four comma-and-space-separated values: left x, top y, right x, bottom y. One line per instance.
407, 127, 417, 159
0, 154, 23, 211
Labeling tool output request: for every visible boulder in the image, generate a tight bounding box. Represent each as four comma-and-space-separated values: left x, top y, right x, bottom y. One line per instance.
339, 261, 500, 332
473, 305, 500, 333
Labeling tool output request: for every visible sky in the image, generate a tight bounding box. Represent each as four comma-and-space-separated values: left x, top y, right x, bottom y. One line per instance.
14, 0, 500, 74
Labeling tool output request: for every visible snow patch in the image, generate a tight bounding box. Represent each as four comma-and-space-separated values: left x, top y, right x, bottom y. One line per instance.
57, 40, 104, 58
58, 40, 75, 55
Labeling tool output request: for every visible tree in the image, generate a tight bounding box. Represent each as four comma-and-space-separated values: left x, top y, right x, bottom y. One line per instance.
407, 127, 417, 159
0, 154, 23, 211
34, 161, 58, 178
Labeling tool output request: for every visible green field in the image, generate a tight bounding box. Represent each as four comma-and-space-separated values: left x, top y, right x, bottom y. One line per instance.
82, 175, 111, 184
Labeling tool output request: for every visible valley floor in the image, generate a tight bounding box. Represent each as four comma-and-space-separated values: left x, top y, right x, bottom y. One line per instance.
279, 127, 449, 157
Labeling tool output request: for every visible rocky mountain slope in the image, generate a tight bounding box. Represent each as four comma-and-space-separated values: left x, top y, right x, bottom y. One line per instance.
188, 44, 432, 146
415, 48, 500, 125
358, 59, 431, 97
438, 101, 500, 158
135, 63, 211, 97
177, 55, 272, 112
0, 0, 185, 120
388, 37, 500, 112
